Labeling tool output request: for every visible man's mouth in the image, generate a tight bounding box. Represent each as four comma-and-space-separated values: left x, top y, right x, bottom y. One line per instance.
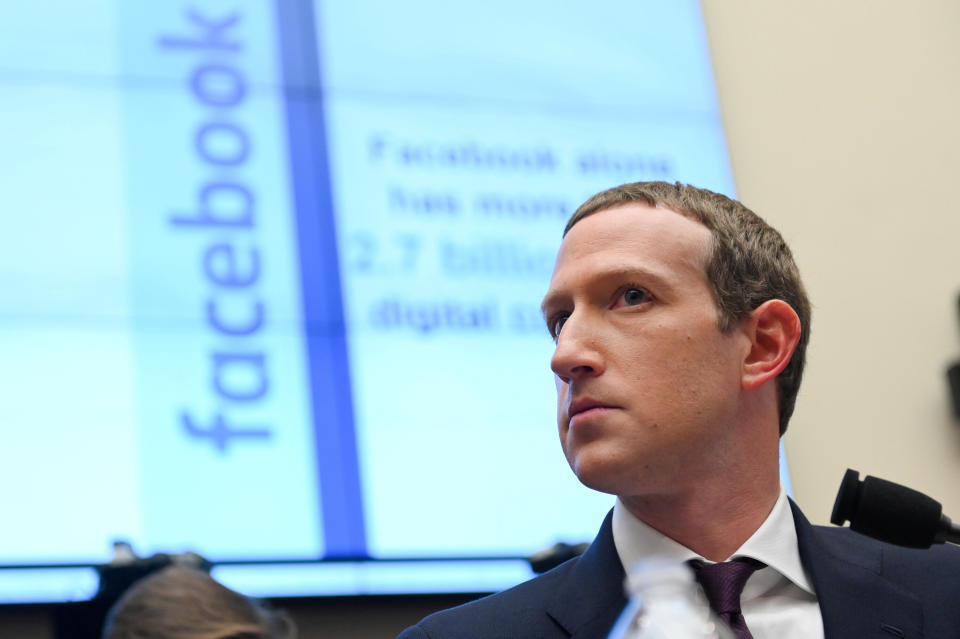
568, 397, 617, 421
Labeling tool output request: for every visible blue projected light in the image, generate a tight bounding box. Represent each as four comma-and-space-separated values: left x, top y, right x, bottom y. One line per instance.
0, 0, 763, 602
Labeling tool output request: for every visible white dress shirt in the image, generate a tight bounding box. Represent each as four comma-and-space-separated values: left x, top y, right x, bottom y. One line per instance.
611, 485, 824, 639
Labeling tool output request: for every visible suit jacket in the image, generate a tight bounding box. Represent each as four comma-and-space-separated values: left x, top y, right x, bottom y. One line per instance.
398, 500, 960, 638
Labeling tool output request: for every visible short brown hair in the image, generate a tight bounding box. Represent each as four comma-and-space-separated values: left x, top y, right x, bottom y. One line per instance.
565, 181, 810, 435
102, 567, 295, 639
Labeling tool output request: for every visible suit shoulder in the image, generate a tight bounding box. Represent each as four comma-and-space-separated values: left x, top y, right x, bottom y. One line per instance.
397, 557, 578, 639
813, 525, 960, 590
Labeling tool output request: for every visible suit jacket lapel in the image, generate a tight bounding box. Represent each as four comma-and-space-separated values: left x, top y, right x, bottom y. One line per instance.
545, 510, 628, 638
790, 499, 923, 639
544, 501, 925, 637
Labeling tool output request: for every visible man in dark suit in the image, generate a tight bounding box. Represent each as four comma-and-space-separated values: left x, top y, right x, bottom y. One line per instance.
399, 182, 960, 638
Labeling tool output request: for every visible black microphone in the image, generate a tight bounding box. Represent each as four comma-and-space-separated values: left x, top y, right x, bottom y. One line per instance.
831, 468, 960, 548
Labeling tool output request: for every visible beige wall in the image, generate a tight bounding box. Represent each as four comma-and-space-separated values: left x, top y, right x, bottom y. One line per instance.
701, 0, 960, 522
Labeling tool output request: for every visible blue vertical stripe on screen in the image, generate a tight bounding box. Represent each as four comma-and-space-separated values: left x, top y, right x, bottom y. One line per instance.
274, 0, 368, 558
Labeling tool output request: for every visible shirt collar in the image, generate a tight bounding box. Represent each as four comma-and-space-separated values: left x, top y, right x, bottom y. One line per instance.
612, 484, 815, 596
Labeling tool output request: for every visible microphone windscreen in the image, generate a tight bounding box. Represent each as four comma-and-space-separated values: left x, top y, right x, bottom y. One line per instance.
830, 468, 861, 527
851, 475, 943, 548
948, 362, 960, 419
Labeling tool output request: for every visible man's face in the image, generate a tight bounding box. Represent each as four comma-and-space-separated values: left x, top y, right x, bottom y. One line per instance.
541, 203, 750, 498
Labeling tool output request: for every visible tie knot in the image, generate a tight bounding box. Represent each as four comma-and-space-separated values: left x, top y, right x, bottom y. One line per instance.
687, 558, 764, 615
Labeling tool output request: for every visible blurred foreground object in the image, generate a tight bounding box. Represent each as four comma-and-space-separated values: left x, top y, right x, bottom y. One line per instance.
102, 565, 295, 639
607, 559, 733, 639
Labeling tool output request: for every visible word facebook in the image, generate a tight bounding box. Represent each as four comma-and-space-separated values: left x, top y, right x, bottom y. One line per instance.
161, 8, 272, 453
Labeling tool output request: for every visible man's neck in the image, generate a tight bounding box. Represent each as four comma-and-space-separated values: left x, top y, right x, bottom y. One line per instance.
619, 474, 781, 562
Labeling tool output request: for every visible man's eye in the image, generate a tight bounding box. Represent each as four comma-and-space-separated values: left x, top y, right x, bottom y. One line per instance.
550, 315, 568, 339
620, 288, 649, 306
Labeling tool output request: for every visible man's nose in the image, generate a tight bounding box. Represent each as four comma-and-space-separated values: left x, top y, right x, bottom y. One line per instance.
550, 314, 604, 383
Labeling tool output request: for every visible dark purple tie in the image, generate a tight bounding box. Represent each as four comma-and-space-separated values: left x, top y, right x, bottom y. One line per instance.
687, 558, 764, 639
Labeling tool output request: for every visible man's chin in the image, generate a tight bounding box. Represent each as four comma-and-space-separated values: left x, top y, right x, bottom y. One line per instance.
568, 455, 628, 497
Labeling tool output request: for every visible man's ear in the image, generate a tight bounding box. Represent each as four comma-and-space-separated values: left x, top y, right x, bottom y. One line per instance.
741, 299, 802, 391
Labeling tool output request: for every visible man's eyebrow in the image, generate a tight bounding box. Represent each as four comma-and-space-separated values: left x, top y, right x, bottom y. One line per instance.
540, 265, 674, 318
540, 290, 565, 319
